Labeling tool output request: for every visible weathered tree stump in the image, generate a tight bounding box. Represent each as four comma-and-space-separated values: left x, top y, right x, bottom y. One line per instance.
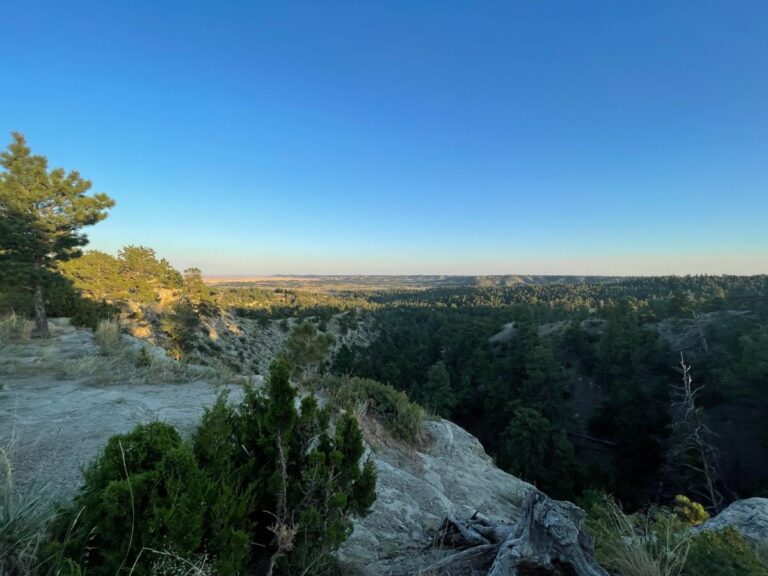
425, 490, 608, 576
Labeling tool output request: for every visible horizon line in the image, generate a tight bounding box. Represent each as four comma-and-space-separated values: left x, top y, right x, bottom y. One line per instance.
201, 272, 767, 279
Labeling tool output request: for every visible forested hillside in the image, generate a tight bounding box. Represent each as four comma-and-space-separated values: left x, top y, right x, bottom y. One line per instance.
334, 277, 768, 509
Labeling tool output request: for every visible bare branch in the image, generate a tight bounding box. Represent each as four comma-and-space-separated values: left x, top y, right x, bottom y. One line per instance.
668, 353, 723, 512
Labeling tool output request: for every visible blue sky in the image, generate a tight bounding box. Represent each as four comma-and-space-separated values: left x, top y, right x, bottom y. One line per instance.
2, 1, 767, 275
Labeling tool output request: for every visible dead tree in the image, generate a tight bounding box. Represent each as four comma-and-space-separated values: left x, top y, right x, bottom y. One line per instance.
692, 311, 709, 353
669, 353, 722, 512
424, 490, 609, 576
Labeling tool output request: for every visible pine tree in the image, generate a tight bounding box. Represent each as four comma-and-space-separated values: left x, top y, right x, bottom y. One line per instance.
0, 133, 114, 336
161, 299, 201, 359
418, 360, 455, 417
285, 319, 335, 383
182, 266, 215, 307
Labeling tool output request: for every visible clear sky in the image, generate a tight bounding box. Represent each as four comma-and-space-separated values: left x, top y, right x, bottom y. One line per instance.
2, 1, 767, 275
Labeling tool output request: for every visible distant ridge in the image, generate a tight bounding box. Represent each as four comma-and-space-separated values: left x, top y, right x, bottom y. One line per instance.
203, 274, 627, 290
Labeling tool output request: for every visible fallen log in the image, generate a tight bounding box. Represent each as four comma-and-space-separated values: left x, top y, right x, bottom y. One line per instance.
425, 489, 609, 576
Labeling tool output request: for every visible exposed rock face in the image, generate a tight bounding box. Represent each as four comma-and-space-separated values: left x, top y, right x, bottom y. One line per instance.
338, 420, 532, 575
126, 308, 376, 376
651, 310, 753, 353
697, 498, 768, 545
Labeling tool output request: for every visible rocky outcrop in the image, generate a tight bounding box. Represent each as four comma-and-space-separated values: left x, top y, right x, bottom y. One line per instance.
338, 419, 534, 575
697, 498, 768, 545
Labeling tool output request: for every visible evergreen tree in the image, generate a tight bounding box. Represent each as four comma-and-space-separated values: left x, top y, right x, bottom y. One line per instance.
417, 360, 456, 417
333, 343, 355, 374
117, 245, 182, 302
161, 299, 201, 359
500, 406, 551, 484
58, 250, 122, 300
182, 266, 215, 307
285, 319, 335, 383
0, 133, 114, 336
500, 405, 580, 498
194, 358, 376, 574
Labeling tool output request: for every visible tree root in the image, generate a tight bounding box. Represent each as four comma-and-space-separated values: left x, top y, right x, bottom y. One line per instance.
424, 490, 608, 576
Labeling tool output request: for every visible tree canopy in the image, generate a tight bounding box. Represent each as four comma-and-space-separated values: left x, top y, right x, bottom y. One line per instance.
0, 132, 114, 336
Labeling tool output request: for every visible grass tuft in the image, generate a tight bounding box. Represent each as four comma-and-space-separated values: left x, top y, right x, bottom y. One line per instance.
0, 312, 35, 342
0, 446, 55, 576
587, 494, 690, 576
94, 317, 121, 353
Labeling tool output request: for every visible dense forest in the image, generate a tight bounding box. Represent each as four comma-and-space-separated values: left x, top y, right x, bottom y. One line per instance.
332, 276, 768, 509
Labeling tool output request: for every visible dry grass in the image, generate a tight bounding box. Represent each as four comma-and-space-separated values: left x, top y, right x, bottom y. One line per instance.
0, 443, 55, 576
595, 497, 690, 576
148, 549, 216, 576
0, 312, 35, 342
315, 375, 427, 447
95, 317, 121, 353
0, 447, 10, 493
0, 327, 235, 387
56, 344, 227, 386
357, 410, 422, 458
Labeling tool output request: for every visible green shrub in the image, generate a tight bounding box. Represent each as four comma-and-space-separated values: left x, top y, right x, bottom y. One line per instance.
50, 422, 209, 576
47, 360, 376, 576
69, 298, 118, 330
683, 527, 768, 576
193, 359, 376, 575
584, 494, 768, 576
318, 375, 426, 444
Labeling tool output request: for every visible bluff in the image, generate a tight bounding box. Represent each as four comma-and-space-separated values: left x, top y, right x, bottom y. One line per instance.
0, 319, 690, 575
